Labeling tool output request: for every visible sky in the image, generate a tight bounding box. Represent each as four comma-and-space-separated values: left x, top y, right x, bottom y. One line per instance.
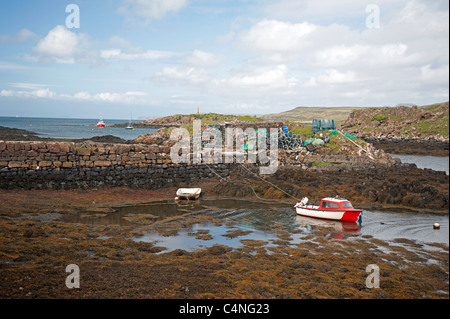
0, 0, 448, 119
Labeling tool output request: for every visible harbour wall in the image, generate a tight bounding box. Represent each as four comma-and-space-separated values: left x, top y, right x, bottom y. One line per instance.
0, 140, 232, 190
0, 140, 410, 190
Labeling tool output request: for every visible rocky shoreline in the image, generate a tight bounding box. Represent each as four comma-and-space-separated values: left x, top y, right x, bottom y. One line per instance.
363, 138, 449, 156
0, 175, 448, 299
340, 102, 449, 156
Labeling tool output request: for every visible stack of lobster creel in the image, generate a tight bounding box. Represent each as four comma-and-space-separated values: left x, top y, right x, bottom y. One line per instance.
278, 128, 303, 150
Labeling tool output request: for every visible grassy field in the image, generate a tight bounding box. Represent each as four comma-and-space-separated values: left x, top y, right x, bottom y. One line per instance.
148, 112, 265, 124
263, 106, 367, 123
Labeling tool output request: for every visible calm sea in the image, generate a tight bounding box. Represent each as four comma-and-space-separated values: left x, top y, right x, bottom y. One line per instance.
0, 116, 156, 140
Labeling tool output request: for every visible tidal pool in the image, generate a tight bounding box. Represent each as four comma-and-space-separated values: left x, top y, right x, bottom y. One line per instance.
63, 198, 449, 253
131, 208, 448, 253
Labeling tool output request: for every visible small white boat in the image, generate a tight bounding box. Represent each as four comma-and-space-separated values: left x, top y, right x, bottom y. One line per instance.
176, 188, 201, 200
125, 112, 134, 130
295, 197, 362, 222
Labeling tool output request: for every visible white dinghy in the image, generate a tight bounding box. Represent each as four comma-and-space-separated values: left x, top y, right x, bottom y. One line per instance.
175, 188, 201, 200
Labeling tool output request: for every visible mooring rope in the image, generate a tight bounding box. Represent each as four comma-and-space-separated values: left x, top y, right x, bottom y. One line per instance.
76, 155, 89, 189
337, 130, 375, 160
203, 160, 301, 202
204, 162, 229, 183
238, 163, 301, 201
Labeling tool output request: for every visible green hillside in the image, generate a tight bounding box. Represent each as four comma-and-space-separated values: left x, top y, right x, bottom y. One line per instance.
340, 102, 449, 140
263, 106, 367, 123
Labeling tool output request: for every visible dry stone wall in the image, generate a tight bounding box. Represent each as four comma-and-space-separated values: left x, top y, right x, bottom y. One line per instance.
0, 141, 231, 189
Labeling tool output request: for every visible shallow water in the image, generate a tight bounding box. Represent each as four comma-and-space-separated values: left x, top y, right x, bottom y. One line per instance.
392, 154, 449, 175
66, 199, 449, 253
359, 210, 448, 245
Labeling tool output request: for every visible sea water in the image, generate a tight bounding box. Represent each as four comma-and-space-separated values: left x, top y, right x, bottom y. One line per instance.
392, 154, 449, 175
0, 116, 156, 140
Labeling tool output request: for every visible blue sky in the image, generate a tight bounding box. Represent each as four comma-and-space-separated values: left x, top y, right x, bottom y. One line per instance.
0, 0, 448, 119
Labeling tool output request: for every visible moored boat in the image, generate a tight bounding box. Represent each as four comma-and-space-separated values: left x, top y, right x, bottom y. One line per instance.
175, 188, 201, 200
125, 112, 134, 130
97, 115, 106, 128
295, 197, 362, 222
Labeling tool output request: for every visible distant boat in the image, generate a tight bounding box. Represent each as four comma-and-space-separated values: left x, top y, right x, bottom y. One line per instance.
125, 112, 134, 130
97, 114, 106, 128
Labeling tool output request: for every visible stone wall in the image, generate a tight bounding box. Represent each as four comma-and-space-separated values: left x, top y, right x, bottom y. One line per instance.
0, 140, 231, 189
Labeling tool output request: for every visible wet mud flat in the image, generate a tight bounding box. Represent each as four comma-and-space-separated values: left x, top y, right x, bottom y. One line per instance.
0, 188, 448, 299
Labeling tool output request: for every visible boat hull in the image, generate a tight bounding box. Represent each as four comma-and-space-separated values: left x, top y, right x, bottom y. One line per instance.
177, 194, 200, 200
176, 188, 201, 200
295, 207, 361, 222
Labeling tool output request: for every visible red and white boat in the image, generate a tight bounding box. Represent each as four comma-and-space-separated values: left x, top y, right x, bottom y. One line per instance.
97, 115, 106, 128
295, 197, 362, 222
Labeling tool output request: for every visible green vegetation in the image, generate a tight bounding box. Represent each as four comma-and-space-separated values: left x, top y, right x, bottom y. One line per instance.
158, 112, 264, 124
341, 101, 449, 139
72, 144, 91, 149
289, 123, 313, 137
311, 160, 349, 167
191, 112, 264, 123
372, 114, 387, 122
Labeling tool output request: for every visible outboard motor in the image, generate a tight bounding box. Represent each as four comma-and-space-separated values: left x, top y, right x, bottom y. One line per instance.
300, 197, 308, 206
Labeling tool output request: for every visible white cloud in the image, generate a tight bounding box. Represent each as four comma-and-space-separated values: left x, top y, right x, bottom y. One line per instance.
184, 50, 222, 68
316, 69, 358, 84
222, 0, 449, 106
227, 64, 289, 88
33, 88, 56, 98
9, 83, 48, 90
0, 90, 15, 97
0, 29, 37, 44
1, 86, 151, 105
65, 91, 151, 104
313, 45, 369, 67
263, 0, 408, 24
118, 0, 188, 23
102, 35, 175, 61
32, 25, 94, 64
0, 88, 56, 98
237, 19, 316, 53
0, 61, 29, 70
420, 64, 449, 89
100, 48, 174, 60
153, 67, 208, 85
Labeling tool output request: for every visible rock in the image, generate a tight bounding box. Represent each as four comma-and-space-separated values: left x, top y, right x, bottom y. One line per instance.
23, 226, 47, 238
206, 244, 230, 255
75, 147, 91, 156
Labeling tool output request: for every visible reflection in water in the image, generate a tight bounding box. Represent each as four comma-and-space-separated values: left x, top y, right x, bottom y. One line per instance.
295, 215, 360, 235
133, 223, 280, 252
